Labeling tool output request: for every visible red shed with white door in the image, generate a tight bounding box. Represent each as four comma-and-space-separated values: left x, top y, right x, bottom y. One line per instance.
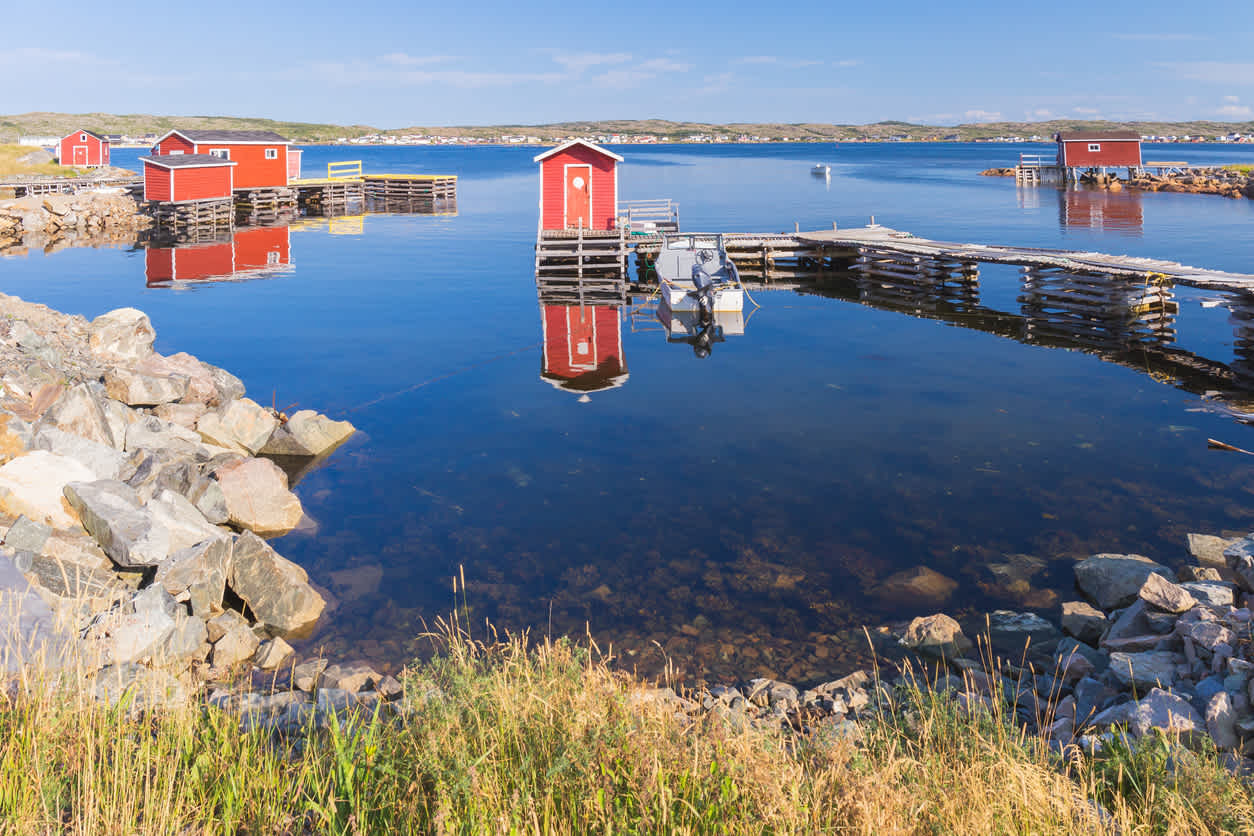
1056, 131, 1142, 170
534, 140, 622, 231
152, 129, 293, 189
140, 154, 236, 203
58, 129, 110, 168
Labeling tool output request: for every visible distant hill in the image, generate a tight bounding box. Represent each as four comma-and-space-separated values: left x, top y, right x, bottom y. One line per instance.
2, 112, 1252, 144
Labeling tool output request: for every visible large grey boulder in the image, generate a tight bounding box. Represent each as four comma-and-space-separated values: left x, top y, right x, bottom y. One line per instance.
63, 480, 170, 568
155, 538, 231, 618
35, 383, 117, 449
123, 415, 208, 457
86, 584, 179, 665
1108, 650, 1179, 690
29, 426, 126, 480
1188, 533, 1236, 569
0, 451, 95, 528
196, 398, 277, 455
1061, 601, 1108, 645
213, 457, 303, 535
899, 613, 972, 660
1138, 573, 1196, 614
228, 531, 325, 636
986, 610, 1061, 658
88, 308, 155, 363
261, 410, 356, 457
208, 610, 260, 668
104, 366, 188, 407
15, 551, 129, 615
1074, 554, 1176, 610
148, 489, 227, 554
0, 551, 75, 672
91, 663, 187, 711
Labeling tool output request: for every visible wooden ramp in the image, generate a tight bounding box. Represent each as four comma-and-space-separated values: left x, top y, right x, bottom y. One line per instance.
796, 226, 1254, 292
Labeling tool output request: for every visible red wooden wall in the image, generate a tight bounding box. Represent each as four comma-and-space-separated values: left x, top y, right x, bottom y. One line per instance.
540, 145, 617, 230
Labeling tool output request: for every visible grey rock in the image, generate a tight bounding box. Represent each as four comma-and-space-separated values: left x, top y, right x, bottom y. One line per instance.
987, 609, 1061, 658
1181, 581, 1237, 608
4, 515, 49, 553
254, 637, 293, 670
104, 366, 188, 407
900, 613, 972, 660
212, 457, 303, 536
210, 614, 261, 669
0, 450, 97, 528
1103, 600, 1152, 643
147, 489, 227, 554
123, 415, 207, 457
197, 398, 277, 455
1208, 691, 1240, 750
293, 658, 328, 691
91, 662, 187, 711
227, 531, 325, 636
154, 401, 208, 429
63, 480, 170, 568
1189, 533, 1237, 568
1061, 600, 1108, 645
156, 612, 209, 668
1073, 676, 1107, 727
1138, 573, 1196, 614
0, 552, 74, 672
88, 308, 155, 364
261, 410, 355, 458
35, 383, 116, 449
1130, 688, 1206, 746
1108, 650, 1179, 691
1179, 565, 1224, 583
207, 365, 246, 404
205, 608, 249, 644
30, 426, 126, 480
154, 538, 231, 618
376, 674, 404, 700
87, 585, 179, 665
1074, 554, 1176, 610
17, 551, 128, 613
317, 660, 383, 693
1179, 619, 1235, 653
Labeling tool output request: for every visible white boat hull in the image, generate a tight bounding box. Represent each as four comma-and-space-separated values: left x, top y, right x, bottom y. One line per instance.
659, 282, 743, 312
656, 308, 745, 336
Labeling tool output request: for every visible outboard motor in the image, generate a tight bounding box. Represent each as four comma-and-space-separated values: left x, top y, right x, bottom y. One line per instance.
691, 260, 716, 327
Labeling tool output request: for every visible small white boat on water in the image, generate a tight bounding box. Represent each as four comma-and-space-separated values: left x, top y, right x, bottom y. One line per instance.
811, 163, 830, 176
653, 233, 744, 317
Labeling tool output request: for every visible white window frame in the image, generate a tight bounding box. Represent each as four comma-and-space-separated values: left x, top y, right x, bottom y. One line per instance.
1087, 143, 1101, 152
209, 149, 230, 160
265, 148, 278, 160
80, 133, 87, 142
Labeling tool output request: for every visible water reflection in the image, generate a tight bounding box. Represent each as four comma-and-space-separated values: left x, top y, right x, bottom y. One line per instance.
1059, 187, 1144, 234
538, 297, 628, 399
143, 225, 293, 287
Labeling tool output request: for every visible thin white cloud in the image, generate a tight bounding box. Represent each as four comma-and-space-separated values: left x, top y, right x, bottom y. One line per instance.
304, 60, 563, 88
379, 53, 458, 67
548, 51, 633, 74
964, 109, 1003, 122
1028, 108, 1054, 119
737, 56, 828, 68
1159, 62, 1254, 85
695, 72, 735, 95
591, 57, 690, 89
738, 56, 779, 64
1224, 94, 1241, 103
833, 59, 861, 68
1073, 106, 1100, 114
1217, 104, 1254, 118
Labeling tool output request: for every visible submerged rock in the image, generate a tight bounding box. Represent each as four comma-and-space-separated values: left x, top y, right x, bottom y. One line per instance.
260, 410, 355, 458
1074, 554, 1176, 610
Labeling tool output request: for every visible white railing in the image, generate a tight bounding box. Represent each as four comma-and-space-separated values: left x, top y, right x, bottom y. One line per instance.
619, 198, 679, 233
1018, 153, 1058, 169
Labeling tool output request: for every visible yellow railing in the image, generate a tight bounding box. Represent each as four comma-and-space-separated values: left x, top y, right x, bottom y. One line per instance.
328, 160, 363, 179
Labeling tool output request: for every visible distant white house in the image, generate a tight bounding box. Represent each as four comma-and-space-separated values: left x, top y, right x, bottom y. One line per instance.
18, 136, 59, 148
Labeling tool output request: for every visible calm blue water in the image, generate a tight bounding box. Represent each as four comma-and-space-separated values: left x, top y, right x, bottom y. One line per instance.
6, 142, 1254, 682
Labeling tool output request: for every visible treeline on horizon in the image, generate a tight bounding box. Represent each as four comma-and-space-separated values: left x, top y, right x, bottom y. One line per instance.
3, 111, 1252, 144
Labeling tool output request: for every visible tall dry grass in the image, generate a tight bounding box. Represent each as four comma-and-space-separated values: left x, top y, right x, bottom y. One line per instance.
0, 614, 1250, 834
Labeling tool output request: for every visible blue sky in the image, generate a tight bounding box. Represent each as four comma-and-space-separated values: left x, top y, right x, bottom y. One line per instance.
5, 0, 1253, 127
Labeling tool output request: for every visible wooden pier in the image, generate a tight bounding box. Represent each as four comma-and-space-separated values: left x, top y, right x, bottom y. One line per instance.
536, 226, 630, 285
0, 176, 142, 198
293, 179, 365, 214
234, 187, 297, 225
146, 198, 234, 232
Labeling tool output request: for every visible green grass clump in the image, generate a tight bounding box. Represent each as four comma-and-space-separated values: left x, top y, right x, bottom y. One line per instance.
1224, 163, 1254, 175
0, 144, 84, 178
0, 623, 1251, 833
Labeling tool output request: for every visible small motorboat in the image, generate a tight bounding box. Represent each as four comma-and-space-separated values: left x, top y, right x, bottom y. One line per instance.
811, 163, 830, 176
656, 309, 745, 359
652, 233, 744, 321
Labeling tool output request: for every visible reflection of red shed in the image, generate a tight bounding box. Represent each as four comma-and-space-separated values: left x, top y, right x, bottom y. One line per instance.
540, 304, 628, 396
145, 225, 292, 286
1062, 189, 1144, 233
1056, 131, 1142, 169
534, 140, 622, 231
58, 129, 109, 168
152, 129, 293, 188
140, 155, 236, 203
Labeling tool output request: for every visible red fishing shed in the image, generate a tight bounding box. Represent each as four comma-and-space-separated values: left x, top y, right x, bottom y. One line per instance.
140, 154, 236, 203
534, 139, 622, 231
58, 129, 110, 168
1056, 131, 1142, 170
152, 129, 293, 189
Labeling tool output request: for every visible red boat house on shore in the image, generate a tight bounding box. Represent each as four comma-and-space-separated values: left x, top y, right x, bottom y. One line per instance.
1055, 131, 1143, 172
58, 129, 110, 168
139, 154, 236, 203
534, 139, 622, 231
151, 129, 295, 189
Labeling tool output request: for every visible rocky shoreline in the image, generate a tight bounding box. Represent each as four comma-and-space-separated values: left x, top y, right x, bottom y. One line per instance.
0, 191, 149, 256
2, 291, 1254, 766
980, 165, 1254, 200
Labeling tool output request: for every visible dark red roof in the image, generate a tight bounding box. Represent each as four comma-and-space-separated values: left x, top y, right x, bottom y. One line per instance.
1056, 131, 1140, 142
139, 154, 238, 169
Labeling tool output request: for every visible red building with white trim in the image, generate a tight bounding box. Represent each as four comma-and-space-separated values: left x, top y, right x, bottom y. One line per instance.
540, 303, 628, 396
534, 140, 622, 231
140, 154, 236, 203
152, 129, 293, 189
1056, 131, 1142, 170
58, 129, 110, 168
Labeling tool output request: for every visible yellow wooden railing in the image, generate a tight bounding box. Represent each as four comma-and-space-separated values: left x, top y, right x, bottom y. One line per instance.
328, 160, 363, 179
